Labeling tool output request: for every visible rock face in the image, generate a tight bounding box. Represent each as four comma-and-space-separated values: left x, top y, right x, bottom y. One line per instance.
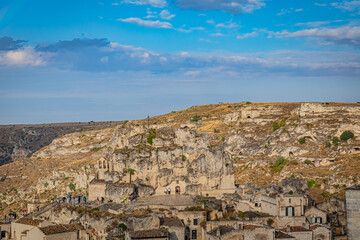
97, 124, 235, 196
0, 121, 122, 166
1, 102, 360, 215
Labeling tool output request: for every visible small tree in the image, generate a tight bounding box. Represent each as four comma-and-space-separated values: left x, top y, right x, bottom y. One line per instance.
272, 121, 280, 131
191, 115, 201, 122
128, 169, 135, 184
340, 131, 354, 141
298, 137, 305, 144
332, 137, 340, 145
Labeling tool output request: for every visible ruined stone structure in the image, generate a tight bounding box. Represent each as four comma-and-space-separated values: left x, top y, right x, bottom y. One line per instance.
345, 185, 360, 240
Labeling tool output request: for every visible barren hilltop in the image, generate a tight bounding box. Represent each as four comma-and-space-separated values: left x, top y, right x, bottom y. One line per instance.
0, 102, 359, 216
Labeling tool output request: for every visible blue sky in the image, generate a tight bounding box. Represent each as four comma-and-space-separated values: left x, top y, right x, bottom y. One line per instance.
0, 0, 360, 124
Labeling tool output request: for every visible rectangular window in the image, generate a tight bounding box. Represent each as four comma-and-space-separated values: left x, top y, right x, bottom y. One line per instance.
192, 230, 197, 239
286, 207, 294, 216
193, 219, 198, 225
289, 198, 291, 203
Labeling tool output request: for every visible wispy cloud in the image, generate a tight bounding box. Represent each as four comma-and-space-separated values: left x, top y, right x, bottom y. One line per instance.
276, 25, 360, 46
121, 0, 167, 8
174, 0, 265, 15
295, 20, 343, 27
331, 1, 360, 13
216, 20, 239, 29
159, 10, 175, 20
237, 31, 258, 39
277, 8, 304, 16
211, 33, 225, 37
118, 17, 173, 29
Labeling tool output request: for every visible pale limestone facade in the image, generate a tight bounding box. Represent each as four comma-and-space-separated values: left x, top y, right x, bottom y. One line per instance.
176, 211, 206, 240
304, 207, 327, 225
277, 194, 308, 217
345, 185, 360, 240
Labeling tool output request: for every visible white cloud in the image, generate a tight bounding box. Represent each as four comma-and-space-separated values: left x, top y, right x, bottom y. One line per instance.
174, 0, 265, 15
314, 3, 327, 7
118, 17, 172, 29
211, 33, 225, 37
176, 26, 205, 33
0, 47, 48, 66
237, 31, 258, 39
277, 8, 304, 16
159, 10, 175, 20
331, 1, 360, 13
277, 26, 360, 46
295, 20, 343, 27
100, 56, 109, 63
216, 21, 239, 28
121, 0, 167, 8
206, 19, 215, 24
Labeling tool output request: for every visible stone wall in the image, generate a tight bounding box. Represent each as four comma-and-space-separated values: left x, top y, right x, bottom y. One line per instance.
345, 188, 360, 240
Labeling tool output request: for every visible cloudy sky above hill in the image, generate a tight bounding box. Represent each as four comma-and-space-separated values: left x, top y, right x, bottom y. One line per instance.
0, 0, 359, 124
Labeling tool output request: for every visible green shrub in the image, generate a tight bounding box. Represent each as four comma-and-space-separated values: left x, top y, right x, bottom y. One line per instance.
246, 101, 251, 104
69, 183, 76, 191
264, 144, 268, 149
191, 115, 201, 122
118, 223, 127, 231
325, 142, 331, 148
123, 120, 129, 124
304, 160, 313, 165
271, 158, 287, 172
298, 137, 306, 144
340, 131, 354, 141
290, 174, 295, 178
307, 179, 315, 189
288, 190, 293, 195
199, 199, 208, 205
147, 129, 156, 145
214, 128, 219, 133
272, 121, 280, 131
332, 137, 340, 145
91, 146, 103, 152
181, 155, 186, 161
225, 163, 229, 167
221, 136, 225, 142
280, 120, 286, 127
44, 182, 49, 187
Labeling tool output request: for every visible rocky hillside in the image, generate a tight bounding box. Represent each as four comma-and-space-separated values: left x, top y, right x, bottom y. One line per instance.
0, 121, 122, 166
0, 102, 359, 215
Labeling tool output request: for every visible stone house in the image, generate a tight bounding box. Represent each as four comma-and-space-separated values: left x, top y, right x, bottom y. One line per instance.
279, 226, 312, 240
345, 185, 360, 240
205, 224, 275, 240
274, 230, 295, 239
0, 223, 10, 240
309, 225, 332, 240
304, 207, 327, 225
277, 193, 308, 217
176, 211, 206, 240
253, 194, 277, 216
127, 228, 170, 240
160, 218, 188, 240
11, 218, 53, 240
25, 223, 86, 240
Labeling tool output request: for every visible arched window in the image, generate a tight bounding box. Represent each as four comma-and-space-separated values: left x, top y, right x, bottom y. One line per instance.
103, 161, 106, 169
99, 161, 102, 169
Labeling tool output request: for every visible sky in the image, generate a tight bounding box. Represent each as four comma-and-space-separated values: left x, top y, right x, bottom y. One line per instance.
0, 0, 360, 124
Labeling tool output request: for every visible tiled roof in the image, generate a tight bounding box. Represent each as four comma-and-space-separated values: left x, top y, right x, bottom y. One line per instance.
243, 225, 262, 229
89, 178, 105, 184
275, 230, 295, 238
130, 228, 169, 239
160, 218, 184, 227
281, 226, 310, 232
16, 218, 43, 226
39, 224, 84, 235
309, 224, 320, 230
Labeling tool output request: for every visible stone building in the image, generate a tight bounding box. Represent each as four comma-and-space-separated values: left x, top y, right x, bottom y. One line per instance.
127, 228, 170, 240
205, 224, 275, 240
304, 207, 327, 225
345, 185, 360, 240
176, 211, 206, 240
160, 218, 188, 240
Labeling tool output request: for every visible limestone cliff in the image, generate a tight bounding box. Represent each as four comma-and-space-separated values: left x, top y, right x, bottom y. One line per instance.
0, 102, 360, 215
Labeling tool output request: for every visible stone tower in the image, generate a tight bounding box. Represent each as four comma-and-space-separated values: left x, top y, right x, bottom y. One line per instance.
97, 157, 109, 180
345, 185, 360, 240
